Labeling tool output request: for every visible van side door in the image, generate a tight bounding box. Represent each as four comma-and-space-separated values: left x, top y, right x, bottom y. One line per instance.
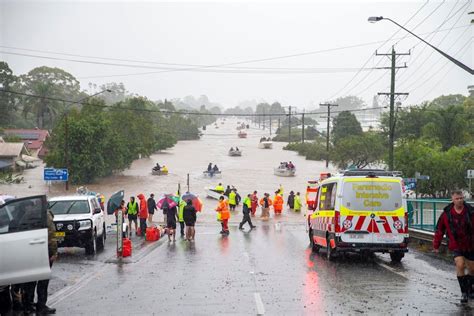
0, 195, 51, 286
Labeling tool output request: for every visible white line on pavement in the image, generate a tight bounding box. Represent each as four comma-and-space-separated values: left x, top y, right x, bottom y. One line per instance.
377, 262, 409, 280
254, 292, 265, 315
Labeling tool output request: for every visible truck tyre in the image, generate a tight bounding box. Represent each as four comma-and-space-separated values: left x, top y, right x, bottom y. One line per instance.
309, 229, 320, 253
326, 237, 333, 261
390, 252, 404, 263
85, 231, 97, 255
97, 228, 105, 250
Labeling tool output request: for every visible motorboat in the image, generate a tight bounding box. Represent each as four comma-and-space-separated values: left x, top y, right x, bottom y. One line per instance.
228, 149, 242, 156
205, 187, 227, 200
274, 166, 296, 177
238, 131, 247, 138
258, 140, 273, 149
203, 170, 222, 178
152, 169, 168, 175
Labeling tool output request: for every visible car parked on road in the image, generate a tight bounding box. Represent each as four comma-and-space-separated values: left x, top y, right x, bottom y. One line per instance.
0, 195, 51, 286
48, 195, 106, 255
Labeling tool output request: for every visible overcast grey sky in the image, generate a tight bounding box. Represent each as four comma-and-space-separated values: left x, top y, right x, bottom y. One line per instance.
0, 0, 472, 109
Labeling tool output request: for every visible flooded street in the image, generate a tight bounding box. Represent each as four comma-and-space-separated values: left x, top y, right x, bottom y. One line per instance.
2, 118, 333, 223
2, 119, 470, 315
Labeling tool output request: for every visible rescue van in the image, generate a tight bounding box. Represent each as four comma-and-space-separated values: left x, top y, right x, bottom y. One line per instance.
308, 169, 409, 262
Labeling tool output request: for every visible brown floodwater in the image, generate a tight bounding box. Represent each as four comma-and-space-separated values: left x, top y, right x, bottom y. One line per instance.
1, 118, 336, 223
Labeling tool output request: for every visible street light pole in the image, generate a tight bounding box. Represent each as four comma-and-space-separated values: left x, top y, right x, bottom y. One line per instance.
368, 16, 474, 75
64, 89, 111, 190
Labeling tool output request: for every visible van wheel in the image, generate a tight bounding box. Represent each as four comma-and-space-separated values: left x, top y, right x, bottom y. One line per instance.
390, 252, 404, 263
97, 229, 105, 250
309, 229, 320, 253
326, 238, 333, 260
85, 231, 97, 255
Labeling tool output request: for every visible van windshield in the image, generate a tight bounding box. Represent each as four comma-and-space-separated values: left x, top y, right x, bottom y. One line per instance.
342, 180, 402, 211
48, 200, 90, 215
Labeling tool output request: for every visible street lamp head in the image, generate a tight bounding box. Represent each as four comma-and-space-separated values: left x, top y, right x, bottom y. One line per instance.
368, 16, 384, 23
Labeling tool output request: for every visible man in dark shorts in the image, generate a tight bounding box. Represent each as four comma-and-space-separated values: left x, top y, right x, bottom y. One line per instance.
183, 199, 197, 241
167, 204, 178, 242
433, 190, 474, 303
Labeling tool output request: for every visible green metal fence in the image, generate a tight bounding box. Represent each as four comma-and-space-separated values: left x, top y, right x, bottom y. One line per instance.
407, 199, 474, 232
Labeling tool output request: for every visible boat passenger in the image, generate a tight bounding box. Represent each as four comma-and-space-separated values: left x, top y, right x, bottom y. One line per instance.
230, 147, 234, 152
207, 163, 212, 172
215, 183, 225, 193
236, 147, 239, 151
287, 161, 295, 170
161, 165, 168, 173
213, 164, 219, 173
153, 163, 161, 171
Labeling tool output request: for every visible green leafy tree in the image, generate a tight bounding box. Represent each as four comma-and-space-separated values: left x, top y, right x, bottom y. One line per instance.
0, 62, 17, 127
16, 66, 81, 128
332, 111, 363, 144
430, 94, 466, 108
331, 132, 385, 169
394, 140, 474, 197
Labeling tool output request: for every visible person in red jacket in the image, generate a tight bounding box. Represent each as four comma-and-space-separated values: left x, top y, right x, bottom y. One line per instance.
137, 193, 148, 237
250, 191, 258, 217
433, 190, 474, 303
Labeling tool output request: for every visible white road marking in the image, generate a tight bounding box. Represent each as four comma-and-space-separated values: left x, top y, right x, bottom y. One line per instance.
254, 292, 265, 315
377, 262, 409, 280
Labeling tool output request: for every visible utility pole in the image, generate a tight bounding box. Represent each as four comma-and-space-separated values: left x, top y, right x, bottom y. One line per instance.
320, 103, 338, 168
64, 102, 69, 191
288, 106, 292, 142
376, 46, 409, 171
278, 117, 281, 130
263, 108, 266, 130
301, 109, 305, 143
269, 116, 272, 135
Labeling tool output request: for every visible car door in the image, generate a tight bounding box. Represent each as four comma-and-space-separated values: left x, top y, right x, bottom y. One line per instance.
0, 195, 51, 286
91, 198, 103, 235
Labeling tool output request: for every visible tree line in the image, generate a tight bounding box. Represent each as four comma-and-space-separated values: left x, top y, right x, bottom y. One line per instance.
282, 93, 474, 197
0, 62, 215, 184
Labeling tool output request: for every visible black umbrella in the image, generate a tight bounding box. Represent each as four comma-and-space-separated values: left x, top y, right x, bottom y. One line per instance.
107, 190, 124, 215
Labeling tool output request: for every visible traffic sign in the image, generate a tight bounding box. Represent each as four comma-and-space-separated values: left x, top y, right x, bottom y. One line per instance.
44, 168, 69, 181
468, 170, 474, 179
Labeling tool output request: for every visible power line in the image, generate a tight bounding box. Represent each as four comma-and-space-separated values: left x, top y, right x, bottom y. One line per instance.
0, 50, 376, 74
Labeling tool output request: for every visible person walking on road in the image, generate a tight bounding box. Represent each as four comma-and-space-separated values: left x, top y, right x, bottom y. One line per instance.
178, 199, 186, 237
239, 194, 256, 230
216, 196, 230, 235
273, 191, 283, 215
137, 194, 148, 237
260, 193, 272, 220
251, 191, 258, 217
166, 204, 178, 242
22, 208, 58, 314
294, 192, 302, 212
287, 191, 295, 211
229, 189, 237, 211
126, 196, 139, 237
161, 199, 169, 226
183, 199, 197, 241
147, 193, 157, 224
433, 190, 474, 303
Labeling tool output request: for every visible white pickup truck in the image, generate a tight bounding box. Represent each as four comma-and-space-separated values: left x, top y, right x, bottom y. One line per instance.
48, 195, 106, 255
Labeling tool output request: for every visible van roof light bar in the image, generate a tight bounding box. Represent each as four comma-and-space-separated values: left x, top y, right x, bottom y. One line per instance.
342, 169, 402, 177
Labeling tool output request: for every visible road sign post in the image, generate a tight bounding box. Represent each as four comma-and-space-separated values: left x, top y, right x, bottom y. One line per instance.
43, 168, 69, 181
468, 170, 474, 198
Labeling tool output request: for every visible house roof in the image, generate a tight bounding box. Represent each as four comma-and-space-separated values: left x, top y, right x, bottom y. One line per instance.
0, 143, 29, 158
4, 129, 50, 150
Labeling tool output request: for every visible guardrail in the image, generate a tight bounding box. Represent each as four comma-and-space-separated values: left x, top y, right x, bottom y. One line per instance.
407, 198, 473, 232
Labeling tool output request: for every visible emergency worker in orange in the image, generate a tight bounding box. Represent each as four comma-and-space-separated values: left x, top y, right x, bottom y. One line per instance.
273, 191, 283, 215
216, 196, 230, 235
259, 193, 272, 220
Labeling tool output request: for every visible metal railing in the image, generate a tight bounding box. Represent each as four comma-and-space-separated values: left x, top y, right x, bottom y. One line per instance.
407, 199, 474, 232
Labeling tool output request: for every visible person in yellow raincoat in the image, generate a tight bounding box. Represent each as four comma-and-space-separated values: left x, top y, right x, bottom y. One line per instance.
216, 196, 230, 235
273, 191, 284, 215
294, 192, 302, 212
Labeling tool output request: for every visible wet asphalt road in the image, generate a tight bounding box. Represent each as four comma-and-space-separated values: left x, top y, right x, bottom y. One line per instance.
47, 220, 472, 315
